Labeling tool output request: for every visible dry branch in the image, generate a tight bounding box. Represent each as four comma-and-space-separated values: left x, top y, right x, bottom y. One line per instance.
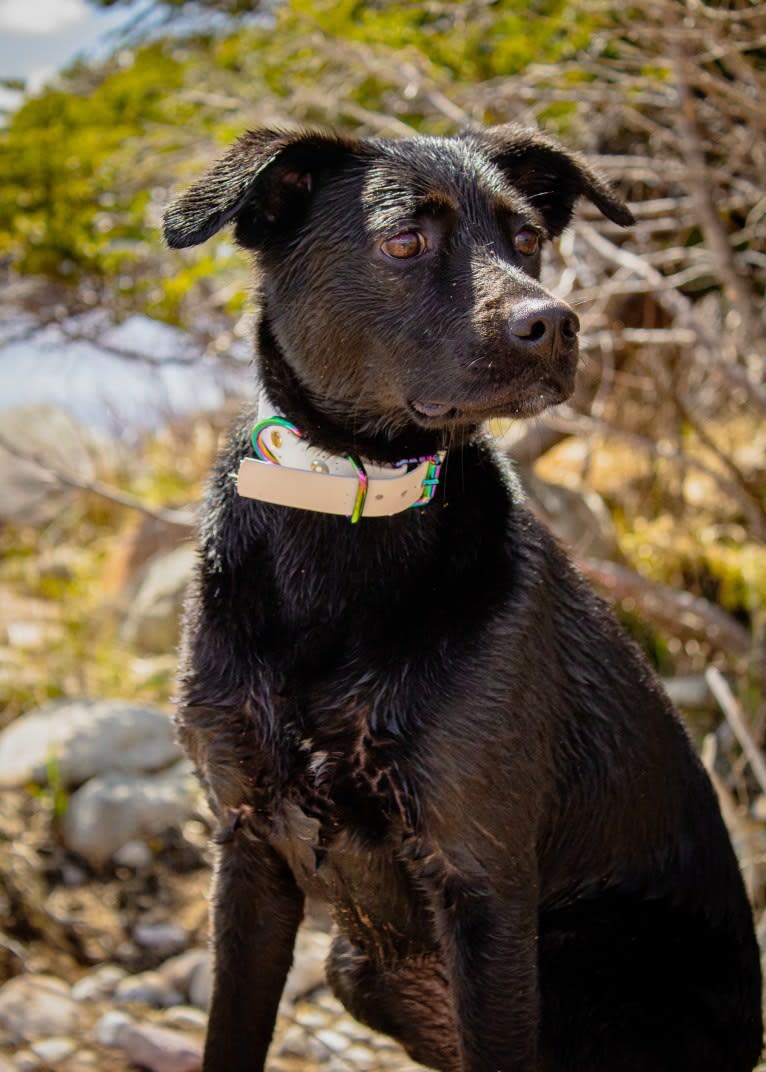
706, 667, 766, 798
669, 15, 766, 357
0, 432, 195, 529
581, 558, 752, 658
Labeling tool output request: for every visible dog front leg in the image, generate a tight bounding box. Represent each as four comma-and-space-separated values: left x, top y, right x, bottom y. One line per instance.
203, 833, 304, 1072
430, 877, 539, 1072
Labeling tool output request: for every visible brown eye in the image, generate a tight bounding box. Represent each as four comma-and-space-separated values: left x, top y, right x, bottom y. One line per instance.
513, 228, 540, 256
380, 232, 427, 259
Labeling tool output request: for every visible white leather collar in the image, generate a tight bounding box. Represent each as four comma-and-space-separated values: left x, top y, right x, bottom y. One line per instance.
236, 392, 445, 522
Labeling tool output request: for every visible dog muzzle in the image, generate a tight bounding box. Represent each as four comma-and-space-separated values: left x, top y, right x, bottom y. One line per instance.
236, 393, 445, 523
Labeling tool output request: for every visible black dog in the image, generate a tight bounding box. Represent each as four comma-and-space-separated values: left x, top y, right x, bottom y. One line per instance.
164, 124, 762, 1072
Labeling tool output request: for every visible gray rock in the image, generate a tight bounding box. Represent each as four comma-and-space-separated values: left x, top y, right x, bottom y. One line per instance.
113, 839, 154, 871
60, 862, 88, 887
282, 928, 331, 1003
67, 1054, 100, 1071
346, 1043, 381, 1065
172, 928, 329, 1015
62, 761, 198, 867
116, 1022, 203, 1072
0, 975, 80, 1043
188, 955, 213, 1012
94, 1010, 133, 1048
71, 964, 127, 1003
114, 971, 184, 1009
160, 1006, 208, 1032
30, 1037, 76, 1064
0, 699, 180, 789
277, 1023, 314, 1059
10, 1051, 39, 1071
133, 921, 189, 955
158, 949, 210, 999
120, 544, 196, 653
315, 1027, 350, 1053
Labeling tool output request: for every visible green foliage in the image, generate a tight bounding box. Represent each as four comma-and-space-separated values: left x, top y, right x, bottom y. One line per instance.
619, 514, 766, 632
0, 419, 216, 722
44, 752, 70, 820
0, 45, 188, 283
205, 0, 599, 136
1, 0, 604, 319
275, 0, 592, 83
90, 0, 263, 10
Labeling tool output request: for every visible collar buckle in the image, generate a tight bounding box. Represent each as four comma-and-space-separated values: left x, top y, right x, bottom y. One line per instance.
239, 398, 446, 522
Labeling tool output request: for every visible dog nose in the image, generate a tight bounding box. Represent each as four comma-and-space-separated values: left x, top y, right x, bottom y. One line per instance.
508, 300, 580, 353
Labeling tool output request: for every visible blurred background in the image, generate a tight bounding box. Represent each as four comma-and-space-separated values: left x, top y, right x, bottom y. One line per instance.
0, 1, 764, 1069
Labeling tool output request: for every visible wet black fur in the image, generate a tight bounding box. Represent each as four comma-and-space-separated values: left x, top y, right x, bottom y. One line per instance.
166, 124, 762, 1071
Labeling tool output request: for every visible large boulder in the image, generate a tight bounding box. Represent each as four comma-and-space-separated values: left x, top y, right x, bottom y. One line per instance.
0, 699, 180, 789
120, 544, 197, 653
61, 761, 199, 868
0, 975, 81, 1044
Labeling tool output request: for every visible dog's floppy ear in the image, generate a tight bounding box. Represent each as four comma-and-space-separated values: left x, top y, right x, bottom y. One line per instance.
461, 124, 634, 238
163, 128, 359, 249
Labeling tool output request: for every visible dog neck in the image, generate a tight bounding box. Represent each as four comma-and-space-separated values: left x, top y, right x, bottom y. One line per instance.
236, 391, 446, 523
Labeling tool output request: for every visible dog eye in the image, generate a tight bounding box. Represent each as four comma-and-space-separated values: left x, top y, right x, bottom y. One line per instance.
513, 228, 540, 256
380, 232, 427, 259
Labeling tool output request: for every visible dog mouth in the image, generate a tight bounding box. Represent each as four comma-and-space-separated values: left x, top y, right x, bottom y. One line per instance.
409, 380, 570, 426
410, 400, 458, 420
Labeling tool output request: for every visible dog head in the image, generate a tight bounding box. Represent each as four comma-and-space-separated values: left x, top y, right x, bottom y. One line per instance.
164, 125, 632, 450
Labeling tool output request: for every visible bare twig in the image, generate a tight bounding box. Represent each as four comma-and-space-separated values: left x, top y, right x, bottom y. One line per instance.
701, 733, 761, 904
576, 222, 766, 410
0, 433, 195, 529
668, 14, 766, 357
540, 406, 766, 539
671, 392, 766, 532
581, 558, 752, 657
705, 667, 766, 797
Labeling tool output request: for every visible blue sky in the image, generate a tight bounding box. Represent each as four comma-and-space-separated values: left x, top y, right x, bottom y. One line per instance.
0, 0, 138, 109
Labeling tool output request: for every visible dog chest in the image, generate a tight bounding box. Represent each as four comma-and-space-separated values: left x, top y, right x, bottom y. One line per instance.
259, 731, 433, 951
276, 723, 414, 847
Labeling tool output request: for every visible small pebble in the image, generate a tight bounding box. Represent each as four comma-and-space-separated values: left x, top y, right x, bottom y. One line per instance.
335, 1012, 375, 1042
160, 1006, 208, 1032
133, 921, 188, 954
346, 1043, 379, 1064
188, 958, 212, 1011
72, 964, 127, 1002
60, 863, 87, 887
277, 1023, 311, 1058
315, 1027, 350, 1053
292, 1004, 327, 1030
159, 949, 210, 999
30, 1037, 76, 1064
115, 971, 183, 1009
116, 1022, 203, 1072
11, 1052, 39, 1072
0, 975, 80, 1043
94, 1009, 133, 1048
282, 928, 330, 1003
66, 1055, 100, 1072
113, 839, 153, 871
